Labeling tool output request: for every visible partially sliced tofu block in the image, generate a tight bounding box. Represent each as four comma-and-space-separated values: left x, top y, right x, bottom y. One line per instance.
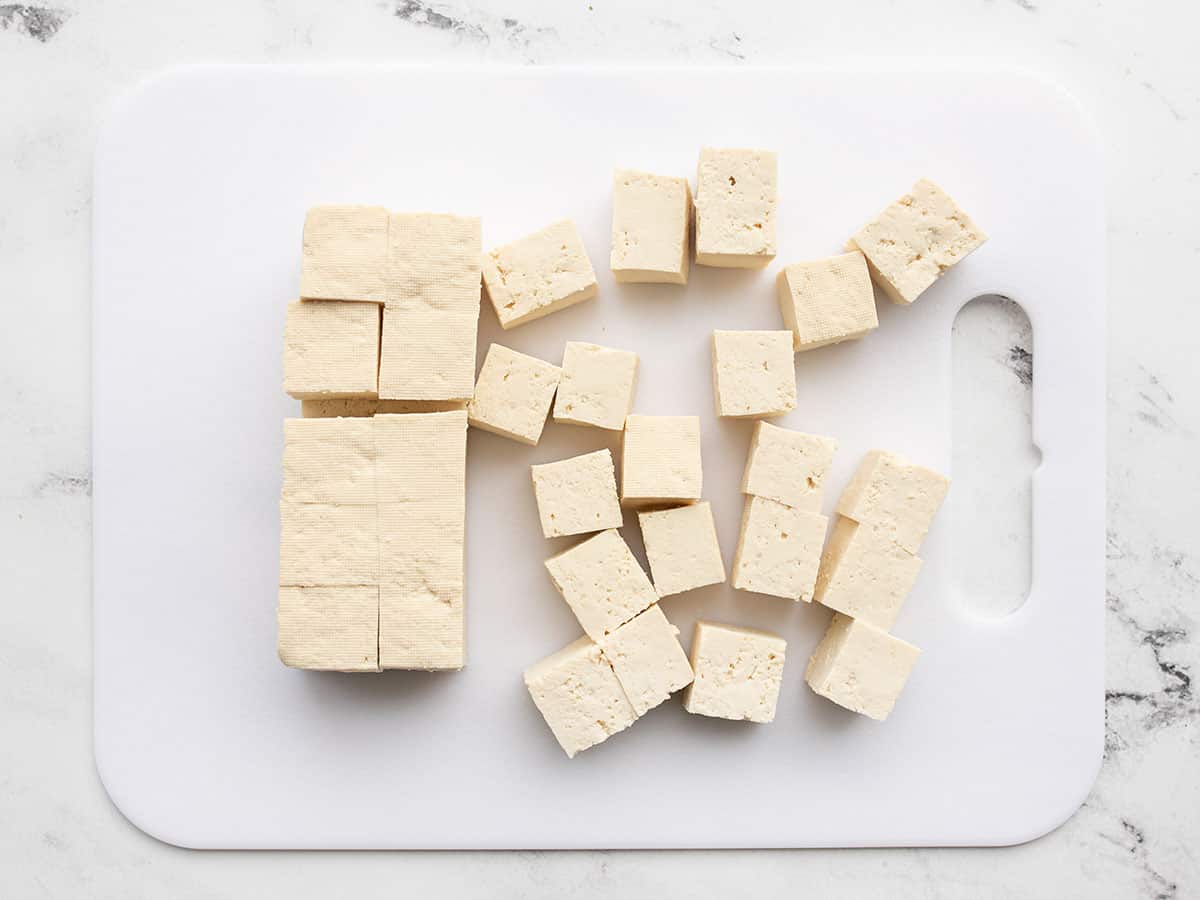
278, 585, 380, 673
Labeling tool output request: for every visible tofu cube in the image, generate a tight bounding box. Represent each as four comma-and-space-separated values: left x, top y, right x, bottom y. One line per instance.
849, 179, 987, 305
711, 330, 797, 418
553, 341, 639, 431
814, 516, 923, 630
530, 449, 623, 539
278, 501, 379, 585
600, 604, 694, 715
683, 620, 787, 723
467, 344, 562, 445
740, 421, 838, 513
379, 580, 464, 671
544, 529, 657, 640
805, 614, 921, 720
731, 495, 827, 602
375, 410, 468, 503
610, 169, 691, 284
620, 414, 702, 507
777, 251, 879, 352
836, 450, 950, 554
638, 501, 726, 597
694, 148, 777, 268
482, 219, 599, 329
523, 636, 638, 758
283, 300, 380, 399
278, 585, 380, 672
281, 417, 376, 505
299, 205, 389, 303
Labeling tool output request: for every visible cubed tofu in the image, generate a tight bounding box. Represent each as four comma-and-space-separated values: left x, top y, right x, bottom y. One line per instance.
482, 219, 598, 329
638, 501, 726, 597
599, 604, 694, 716
836, 450, 950, 554
620, 414, 702, 507
283, 300, 381, 399
814, 516, 923, 630
299, 205, 389, 303
278, 501, 379, 585
731, 495, 827, 602
553, 341, 639, 431
711, 330, 797, 418
530, 449, 623, 539
683, 620, 787, 723
610, 169, 691, 284
379, 580, 464, 671
694, 148, 778, 268
848, 179, 987, 305
278, 585, 380, 672
805, 614, 921, 720
740, 421, 838, 513
467, 344, 562, 445
281, 417, 376, 505
544, 529, 657, 641
777, 251, 879, 351
374, 410, 468, 503
523, 636, 638, 758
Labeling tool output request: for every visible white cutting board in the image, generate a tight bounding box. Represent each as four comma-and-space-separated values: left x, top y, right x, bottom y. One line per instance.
92, 65, 1105, 849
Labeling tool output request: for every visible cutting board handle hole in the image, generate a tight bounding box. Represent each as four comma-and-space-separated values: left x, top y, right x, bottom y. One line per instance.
949, 295, 1041, 618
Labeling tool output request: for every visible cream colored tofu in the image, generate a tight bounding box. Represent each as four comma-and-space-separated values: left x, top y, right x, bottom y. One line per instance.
610, 169, 691, 284
467, 344, 562, 445
805, 613, 921, 720
740, 421, 838, 513
281, 417, 376, 505
777, 251, 879, 351
278, 585, 380, 672
848, 179, 987, 305
637, 501, 726, 597
814, 516, 923, 630
523, 636, 638, 758
731, 495, 827, 602
299, 205, 389, 303
301, 398, 379, 418
378, 307, 478, 402
694, 148, 777, 268
377, 399, 467, 414
683, 620, 786, 723
283, 300, 380, 400
278, 500, 379, 585
378, 499, 463, 584
482, 219, 599, 329
374, 410, 468, 503
553, 341, 639, 431
711, 330, 796, 418
837, 450, 950, 554
531, 449, 623, 539
620, 414, 702, 507
379, 580, 464, 671
544, 529, 657, 641
599, 604, 693, 716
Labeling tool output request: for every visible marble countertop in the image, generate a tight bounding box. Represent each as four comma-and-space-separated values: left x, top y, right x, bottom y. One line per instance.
1, 0, 1196, 896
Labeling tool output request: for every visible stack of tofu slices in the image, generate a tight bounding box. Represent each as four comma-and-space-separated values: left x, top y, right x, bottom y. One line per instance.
276, 148, 986, 758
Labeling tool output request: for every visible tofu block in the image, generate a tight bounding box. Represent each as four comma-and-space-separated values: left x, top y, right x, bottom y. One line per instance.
610, 169, 691, 284
278, 501, 379, 585
731, 495, 827, 602
837, 450, 950, 554
814, 516, 923, 630
524, 636, 638, 758
283, 300, 380, 399
777, 251, 879, 351
711, 330, 797, 419
683, 620, 787, 723
281, 417, 376, 505
531, 449, 623, 539
375, 410, 468, 503
805, 614, 921, 720
544, 529, 657, 640
482, 219, 599, 329
848, 179, 987, 305
599, 604, 694, 716
467, 344, 562, 445
553, 341, 639, 431
637, 501, 726, 597
380, 580, 464, 671
278, 585, 380, 672
620, 414, 702, 507
378, 308, 478, 402
694, 148, 777, 268
741, 421, 838, 513
299, 205, 389, 303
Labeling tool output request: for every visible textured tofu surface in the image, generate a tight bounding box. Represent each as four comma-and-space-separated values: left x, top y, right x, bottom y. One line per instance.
836, 450, 950, 554
711, 330, 797, 418
278, 500, 380, 586
278, 585, 380, 672
379, 580, 464, 671
530, 449, 623, 539
553, 341, 639, 431
375, 410, 468, 503
620, 414, 702, 506
731, 495, 827, 602
482, 219, 598, 329
740, 421, 838, 513
777, 251, 879, 351
599, 604, 694, 716
813, 516, 923, 629
683, 620, 787, 723
299, 205, 389, 303
544, 529, 657, 641
694, 148, 778, 268
300, 398, 468, 418
283, 300, 381, 400
281, 417, 376, 505
805, 613, 921, 721
610, 169, 691, 284
467, 344, 562, 445
638, 501, 726, 597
